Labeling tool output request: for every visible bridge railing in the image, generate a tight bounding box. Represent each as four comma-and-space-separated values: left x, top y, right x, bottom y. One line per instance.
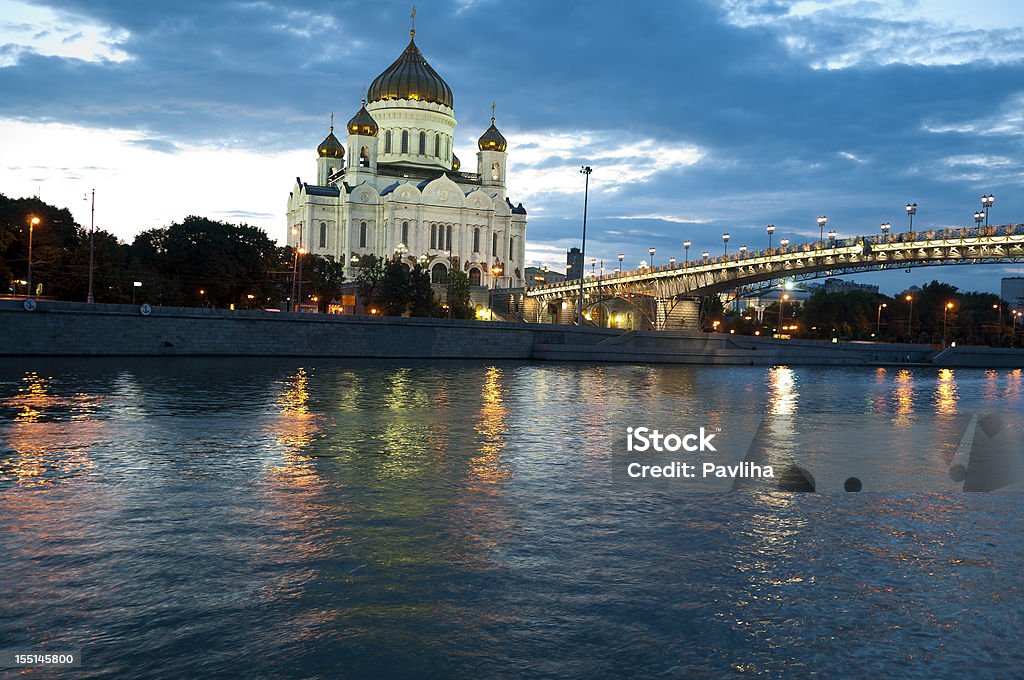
527, 223, 1024, 294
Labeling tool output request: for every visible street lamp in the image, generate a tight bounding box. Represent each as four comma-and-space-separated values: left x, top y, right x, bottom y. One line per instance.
417, 254, 428, 267
817, 215, 828, 241
26, 215, 40, 297
827, 229, 837, 245
981, 194, 995, 227
701, 250, 709, 262
877, 302, 887, 335
617, 252, 624, 273
669, 256, 676, 267
943, 301, 955, 345
591, 257, 597, 278
649, 246, 656, 267
880, 222, 891, 236
577, 165, 593, 326
905, 202, 917, 235
296, 247, 307, 311
739, 245, 747, 257
778, 293, 789, 331
780, 238, 790, 249
905, 294, 914, 339
395, 241, 408, 261
974, 211, 984, 228
85, 189, 95, 303
993, 303, 1002, 339
132, 280, 142, 305
766, 224, 776, 249
683, 240, 691, 262
638, 259, 648, 270
722, 232, 730, 256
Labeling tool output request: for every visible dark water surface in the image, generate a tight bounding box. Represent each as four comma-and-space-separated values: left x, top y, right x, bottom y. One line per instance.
1, 359, 1023, 678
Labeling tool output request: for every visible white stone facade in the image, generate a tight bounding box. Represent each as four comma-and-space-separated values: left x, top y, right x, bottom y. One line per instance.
286, 33, 527, 289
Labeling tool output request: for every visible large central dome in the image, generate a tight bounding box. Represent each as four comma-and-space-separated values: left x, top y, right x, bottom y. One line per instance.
367, 34, 453, 109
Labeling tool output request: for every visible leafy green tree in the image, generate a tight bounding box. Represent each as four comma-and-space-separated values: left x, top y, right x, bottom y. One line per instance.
408, 264, 436, 317
447, 270, 474, 319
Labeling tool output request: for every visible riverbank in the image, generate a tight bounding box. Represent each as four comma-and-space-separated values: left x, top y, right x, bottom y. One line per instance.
2, 299, 1023, 367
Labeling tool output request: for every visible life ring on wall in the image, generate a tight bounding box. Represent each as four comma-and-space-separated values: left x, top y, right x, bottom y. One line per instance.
23, 298, 37, 312
139, 303, 152, 316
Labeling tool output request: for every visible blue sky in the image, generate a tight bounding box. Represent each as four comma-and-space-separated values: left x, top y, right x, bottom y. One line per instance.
1, 0, 1023, 293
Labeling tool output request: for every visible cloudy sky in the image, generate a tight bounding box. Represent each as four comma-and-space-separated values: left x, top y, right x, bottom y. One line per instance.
1, 0, 1023, 293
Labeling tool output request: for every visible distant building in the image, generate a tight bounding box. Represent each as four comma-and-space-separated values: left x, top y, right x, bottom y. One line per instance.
286, 20, 528, 289
806, 278, 880, 295
525, 266, 565, 286
566, 247, 583, 281
1002, 277, 1024, 311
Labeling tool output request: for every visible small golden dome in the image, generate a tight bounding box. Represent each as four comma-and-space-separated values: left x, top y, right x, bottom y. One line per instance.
317, 127, 344, 158
347, 100, 379, 136
452, 153, 461, 171
478, 117, 506, 152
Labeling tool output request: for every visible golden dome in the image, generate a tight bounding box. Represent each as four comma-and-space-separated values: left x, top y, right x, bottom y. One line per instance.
367, 35, 453, 109
452, 153, 461, 171
477, 117, 506, 152
347, 100, 378, 136
317, 126, 344, 158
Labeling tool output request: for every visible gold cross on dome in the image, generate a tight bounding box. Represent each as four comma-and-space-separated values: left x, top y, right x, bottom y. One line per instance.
491, 101, 496, 122
411, 4, 416, 34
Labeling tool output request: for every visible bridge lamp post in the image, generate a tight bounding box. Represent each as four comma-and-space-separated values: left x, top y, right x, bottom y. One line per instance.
943, 301, 955, 346
877, 302, 887, 336
817, 215, 828, 241
974, 211, 984, 228
905, 203, 917, 235
638, 259, 648, 271
779, 238, 789, 249
577, 165, 593, 326
739, 245, 747, 258
26, 215, 40, 297
766, 224, 776, 249
669, 256, 676, 267
722, 233, 730, 256
683, 240, 692, 263
591, 257, 597, 278
982, 194, 995, 227
881, 222, 891, 237
649, 246, 656, 267
994, 303, 1002, 339
778, 293, 789, 332
701, 250, 709, 263
617, 252, 624, 274
827, 229, 837, 246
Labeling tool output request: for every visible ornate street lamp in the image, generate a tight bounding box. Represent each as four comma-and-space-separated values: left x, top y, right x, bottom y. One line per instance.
26, 215, 40, 297
877, 302, 887, 335
638, 259, 648, 270
943, 301, 955, 345
701, 250, 710, 262
649, 246, 656, 267
982, 194, 995, 227
617, 252, 624, 273
974, 211, 984, 227
394, 241, 408, 260
683, 240, 691, 262
739, 245, 747, 257
817, 215, 828, 241
577, 165, 593, 326
722, 232, 730, 256
905, 294, 914, 339
669, 256, 676, 267
880, 222, 891, 236
780, 238, 790, 249
827, 229, 837, 245
905, 202, 917, 235
766, 224, 776, 249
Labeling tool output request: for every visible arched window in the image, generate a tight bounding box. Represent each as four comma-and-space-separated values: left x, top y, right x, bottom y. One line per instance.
473, 227, 480, 253
402, 221, 409, 245
509, 236, 514, 260
469, 267, 481, 286
431, 262, 447, 284
319, 222, 327, 248
492, 233, 498, 256
491, 161, 500, 181
435, 133, 440, 157
446, 225, 452, 251
430, 224, 437, 250
359, 221, 367, 248
384, 130, 392, 153
419, 131, 426, 155
446, 137, 450, 159
401, 130, 409, 153
360, 146, 369, 168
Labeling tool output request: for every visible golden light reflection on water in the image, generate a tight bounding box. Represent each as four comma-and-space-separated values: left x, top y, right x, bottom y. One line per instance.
1006, 369, 1023, 400
933, 368, 959, 415
767, 367, 797, 416
266, 368, 321, 487
470, 366, 511, 483
893, 369, 915, 421
7, 372, 58, 422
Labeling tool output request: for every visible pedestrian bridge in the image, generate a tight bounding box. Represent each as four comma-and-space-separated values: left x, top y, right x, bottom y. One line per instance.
522, 224, 1024, 329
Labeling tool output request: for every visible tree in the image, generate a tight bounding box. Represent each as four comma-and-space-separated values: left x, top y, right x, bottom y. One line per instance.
408, 264, 436, 317
447, 270, 474, 319
355, 255, 387, 313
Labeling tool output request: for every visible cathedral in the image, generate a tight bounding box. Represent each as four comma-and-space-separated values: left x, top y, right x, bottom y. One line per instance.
286, 19, 528, 289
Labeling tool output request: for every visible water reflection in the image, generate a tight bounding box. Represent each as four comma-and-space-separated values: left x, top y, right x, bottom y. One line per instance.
893, 369, 915, 420
266, 368, 321, 487
933, 369, 959, 415
470, 366, 511, 483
